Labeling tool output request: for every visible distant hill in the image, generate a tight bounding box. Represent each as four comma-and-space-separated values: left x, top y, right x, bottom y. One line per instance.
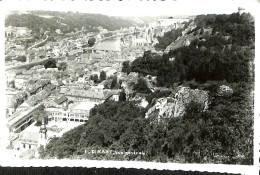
132, 15, 192, 26
5, 11, 137, 34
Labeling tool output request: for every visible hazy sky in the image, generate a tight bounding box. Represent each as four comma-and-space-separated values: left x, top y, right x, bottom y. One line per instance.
1, 0, 259, 17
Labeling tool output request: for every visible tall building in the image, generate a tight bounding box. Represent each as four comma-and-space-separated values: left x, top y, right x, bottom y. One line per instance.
38, 120, 47, 147
238, 7, 245, 15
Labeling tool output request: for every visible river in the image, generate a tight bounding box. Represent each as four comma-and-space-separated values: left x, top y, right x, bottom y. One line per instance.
94, 37, 121, 52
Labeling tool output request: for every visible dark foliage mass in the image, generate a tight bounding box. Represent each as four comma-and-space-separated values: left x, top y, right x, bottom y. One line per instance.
122, 61, 131, 75
15, 56, 27, 62
40, 101, 145, 159
88, 38, 96, 47
44, 58, 57, 69
40, 13, 254, 165
33, 105, 48, 126
146, 89, 172, 104
155, 28, 184, 50
100, 71, 107, 81
6, 11, 136, 34
41, 83, 253, 164
90, 74, 99, 83
133, 78, 152, 94
127, 13, 254, 87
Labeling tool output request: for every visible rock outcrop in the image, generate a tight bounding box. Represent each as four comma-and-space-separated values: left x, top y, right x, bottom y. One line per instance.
164, 21, 198, 53
164, 21, 213, 53
130, 95, 149, 108
173, 87, 209, 117
145, 97, 175, 120
121, 72, 139, 99
145, 87, 209, 121
216, 85, 233, 97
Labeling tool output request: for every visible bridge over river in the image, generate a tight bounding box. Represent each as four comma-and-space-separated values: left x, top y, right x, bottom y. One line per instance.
5, 32, 136, 71
93, 32, 136, 52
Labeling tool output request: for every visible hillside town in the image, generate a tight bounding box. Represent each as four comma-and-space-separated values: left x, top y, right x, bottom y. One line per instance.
4, 6, 255, 166
5, 12, 192, 158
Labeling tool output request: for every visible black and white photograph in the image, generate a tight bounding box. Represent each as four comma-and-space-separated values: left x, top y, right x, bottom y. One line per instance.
0, 0, 258, 174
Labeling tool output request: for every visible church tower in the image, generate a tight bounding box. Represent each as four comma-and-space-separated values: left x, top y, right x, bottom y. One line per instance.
38, 119, 47, 148
238, 7, 245, 15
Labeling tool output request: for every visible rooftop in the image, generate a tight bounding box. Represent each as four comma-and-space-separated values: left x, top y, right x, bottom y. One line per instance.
7, 105, 42, 127
35, 90, 51, 101
53, 95, 68, 105
25, 95, 39, 106
19, 122, 39, 143
66, 88, 106, 100
71, 101, 99, 111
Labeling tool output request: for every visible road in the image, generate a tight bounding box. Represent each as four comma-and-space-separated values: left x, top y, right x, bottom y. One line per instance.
27, 35, 49, 50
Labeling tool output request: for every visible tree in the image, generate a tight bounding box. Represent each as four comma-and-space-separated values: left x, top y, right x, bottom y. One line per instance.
183, 101, 204, 122
110, 77, 118, 89
33, 105, 47, 126
133, 78, 152, 94
44, 58, 57, 69
122, 61, 131, 75
146, 90, 172, 104
100, 71, 106, 81
119, 91, 126, 101
58, 62, 67, 71
15, 56, 26, 62
90, 74, 98, 83
88, 38, 96, 47
200, 27, 204, 35
155, 28, 185, 50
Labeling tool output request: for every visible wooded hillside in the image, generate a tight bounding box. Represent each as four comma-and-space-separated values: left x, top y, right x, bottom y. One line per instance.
40, 13, 254, 165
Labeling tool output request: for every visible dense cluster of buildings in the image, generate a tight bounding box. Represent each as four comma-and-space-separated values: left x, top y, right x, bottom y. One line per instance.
5, 27, 125, 154
5, 15, 191, 157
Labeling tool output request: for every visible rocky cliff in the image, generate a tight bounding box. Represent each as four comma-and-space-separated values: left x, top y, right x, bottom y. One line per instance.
173, 87, 209, 117
216, 85, 233, 97
164, 21, 197, 53
145, 87, 209, 121
164, 21, 213, 53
